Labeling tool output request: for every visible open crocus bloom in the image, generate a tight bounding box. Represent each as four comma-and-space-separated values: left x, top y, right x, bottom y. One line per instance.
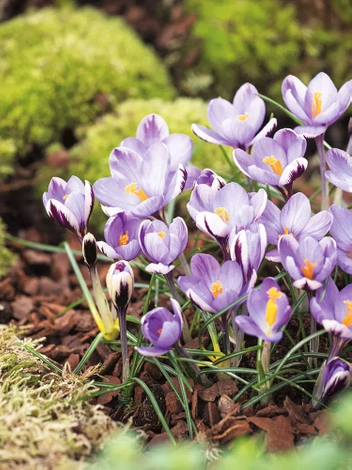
138, 217, 188, 274
233, 129, 307, 189
278, 235, 336, 290
235, 278, 291, 342
259, 192, 332, 262
43, 175, 94, 242
135, 299, 183, 357
192, 82, 276, 150
329, 205, 352, 274
325, 149, 352, 192
93, 143, 187, 219
282, 72, 352, 138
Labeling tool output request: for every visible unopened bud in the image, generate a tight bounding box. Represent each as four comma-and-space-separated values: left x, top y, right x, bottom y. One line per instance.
82, 233, 97, 267
106, 261, 134, 312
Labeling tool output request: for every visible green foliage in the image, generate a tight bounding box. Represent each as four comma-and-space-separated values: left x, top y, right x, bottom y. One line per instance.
183, 0, 351, 101
0, 218, 15, 277
0, 7, 174, 160
0, 138, 16, 178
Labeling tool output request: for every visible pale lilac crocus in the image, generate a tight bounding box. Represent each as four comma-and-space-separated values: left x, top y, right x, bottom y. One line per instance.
282, 72, 351, 138
278, 236, 336, 291
138, 217, 188, 274
187, 182, 267, 259
259, 192, 332, 262
235, 278, 291, 342
192, 82, 276, 150
312, 357, 351, 409
325, 149, 352, 192
93, 143, 187, 219
193, 168, 226, 191
310, 278, 352, 357
97, 212, 141, 261
135, 298, 183, 357
233, 129, 307, 199
43, 176, 94, 242
329, 205, 352, 274
120, 113, 199, 189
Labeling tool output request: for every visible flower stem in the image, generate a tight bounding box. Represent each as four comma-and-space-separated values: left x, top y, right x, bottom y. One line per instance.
164, 271, 191, 343
117, 306, 130, 386
315, 132, 329, 210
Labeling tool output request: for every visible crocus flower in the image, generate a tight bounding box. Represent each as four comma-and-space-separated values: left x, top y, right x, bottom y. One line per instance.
187, 182, 267, 258
139, 217, 188, 274
178, 253, 246, 314
259, 192, 332, 262
97, 212, 142, 261
43, 176, 94, 242
193, 168, 226, 191
106, 261, 134, 314
282, 72, 351, 137
279, 236, 336, 290
192, 83, 276, 150
310, 278, 352, 357
312, 357, 351, 409
93, 143, 187, 219
329, 205, 352, 274
325, 148, 352, 192
135, 298, 183, 357
233, 129, 307, 193
235, 278, 291, 342
229, 223, 267, 283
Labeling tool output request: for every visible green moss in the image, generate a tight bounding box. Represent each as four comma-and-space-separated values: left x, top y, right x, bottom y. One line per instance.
0, 7, 174, 161
0, 218, 15, 277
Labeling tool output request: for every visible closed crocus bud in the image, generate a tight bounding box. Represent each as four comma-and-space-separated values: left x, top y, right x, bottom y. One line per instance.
82, 233, 97, 267
312, 357, 351, 409
106, 261, 134, 312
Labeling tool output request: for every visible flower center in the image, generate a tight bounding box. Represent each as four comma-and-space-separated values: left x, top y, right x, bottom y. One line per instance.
312, 92, 323, 118
301, 258, 317, 280
265, 287, 283, 327
278, 227, 294, 239
63, 194, 68, 200
125, 182, 148, 202
157, 328, 163, 335
214, 207, 229, 223
210, 280, 223, 298
263, 155, 283, 175
342, 300, 352, 328
158, 231, 165, 239
237, 112, 250, 122
118, 231, 129, 246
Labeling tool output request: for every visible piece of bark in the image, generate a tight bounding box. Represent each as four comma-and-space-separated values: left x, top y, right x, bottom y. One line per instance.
249, 415, 295, 452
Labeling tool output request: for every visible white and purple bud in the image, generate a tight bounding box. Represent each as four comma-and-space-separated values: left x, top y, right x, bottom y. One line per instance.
193, 169, 226, 191
312, 357, 351, 409
106, 261, 134, 313
82, 232, 98, 267
43, 176, 94, 242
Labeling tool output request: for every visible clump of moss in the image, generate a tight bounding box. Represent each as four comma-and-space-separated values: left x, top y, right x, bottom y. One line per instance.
0, 6, 174, 161
0, 327, 119, 469
0, 218, 15, 277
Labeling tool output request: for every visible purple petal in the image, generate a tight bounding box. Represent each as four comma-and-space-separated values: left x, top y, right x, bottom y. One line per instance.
163, 134, 193, 168
192, 123, 229, 146
250, 117, 277, 147
279, 157, 307, 186
136, 114, 169, 147
293, 125, 326, 138
135, 346, 171, 357
119, 137, 147, 156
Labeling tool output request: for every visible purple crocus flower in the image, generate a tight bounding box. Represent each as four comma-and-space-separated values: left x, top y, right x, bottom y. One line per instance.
135, 298, 183, 357
229, 223, 267, 283
138, 217, 188, 274
193, 168, 226, 191
187, 182, 267, 257
93, 143, 187, 219
312, 357, 351, 409
178, 253, 245, 314
325, 148, 352, 192
282, 72, 351, 137
279, 235, 336, 290
259, 192, 332, 262
310, 278, 352, 357
43, 176, 94, 242
192, 83, 276, 150
97, 212, 142, 261
233, 129, 307, 194
329, 205, 352, 274
235, 278, 291, 342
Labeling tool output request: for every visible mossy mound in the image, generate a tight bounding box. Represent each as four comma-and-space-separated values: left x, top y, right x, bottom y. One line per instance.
0, 218, 15, 277
0, 327, 119, 469
0, 7, 174, 164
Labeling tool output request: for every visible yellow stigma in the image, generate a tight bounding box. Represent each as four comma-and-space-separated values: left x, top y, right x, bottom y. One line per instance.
157, 231, 165, 239
301, 258, 317, 280
125, 182, 148, 202
118, 231, 129, 246
63, 194, 68, 200
312, 92, 323, 118
210, 281, 223, 299
265, 287, 283, 327
237, 112, 250, 122
215, 207, 229, 223
263, 155, 283, 175
342, 300, 352, 328
157, 328, 163, 335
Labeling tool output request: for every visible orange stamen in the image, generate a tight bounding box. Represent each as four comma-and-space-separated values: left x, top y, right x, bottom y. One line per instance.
342, 300, 352, 328
301, 258, 317, 280
210, 281, 223, 298
312, 92, 323, 118
215, 207, 229, 223
125, 183, 148, 201
237, 112, 250, 122
265, 287, 283, 327
118, 231, 129, 246
263, 155, 283, 175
